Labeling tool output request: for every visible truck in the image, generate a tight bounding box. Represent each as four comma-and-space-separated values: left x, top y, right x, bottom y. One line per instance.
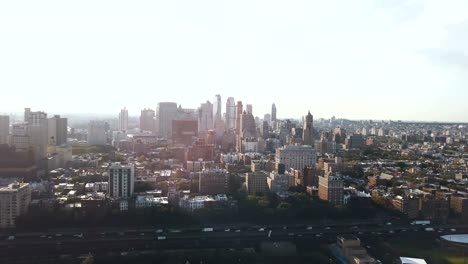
202, 228, 214, 232
411, 220, 431, 226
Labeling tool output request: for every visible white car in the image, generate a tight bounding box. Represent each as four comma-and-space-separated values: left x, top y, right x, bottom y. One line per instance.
306, 226, 313, 230
157, 236, 166, 240
235, 229, 241, 233
224, 229, 231, 232
155, 229, 164, 233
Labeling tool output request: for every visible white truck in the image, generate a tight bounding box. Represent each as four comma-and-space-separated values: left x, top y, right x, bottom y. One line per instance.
411, 220, 431, 226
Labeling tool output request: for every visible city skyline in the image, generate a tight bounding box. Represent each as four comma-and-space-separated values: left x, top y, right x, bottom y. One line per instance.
1, 1, 468, 122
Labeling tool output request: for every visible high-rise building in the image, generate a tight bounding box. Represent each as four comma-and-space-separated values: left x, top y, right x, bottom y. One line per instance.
238, 110, 258, 153
26, 109, 48, 160
186, 138, 214, 163
225, 97, 236, 130
140, 108, 155, 132
275, 145, 316, 171
88, 120, 107, 145
271, 103, 277, 123
157, 102, 178, 138
246, 171, 269, 195
302, 111, 314, 145
0, 115, 9, 145
235, 101, 243, 135
48, 115, 67, 146
246, 104, 253, 115
198, 101, 213, 134
108, 162, 135, 199
118, 107, 128, 132
0, 182, 31, 228
10, 123, 29, 152
213, 94, 222, 124
318, 174, 344, 206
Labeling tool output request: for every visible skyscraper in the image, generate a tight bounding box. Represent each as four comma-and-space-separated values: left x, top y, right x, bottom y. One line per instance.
157, 102, 178, 139
213, 94, 222, 124
118, 107, 128, 132
318, 174, 344, 206
26, 109, 48, 160
303, 111, 314, 145
88, 120, 107, 145
108, 162, 135, 199
10, 123, 29, 152
0, 115, 9, 145
271, 103, 277, 123
246, 104, 253, 115
48, 115, 67, 146
235, 101, 243, 135
225, 97, 236, 130
198, 101, 214, 134
140, 108, 155, 132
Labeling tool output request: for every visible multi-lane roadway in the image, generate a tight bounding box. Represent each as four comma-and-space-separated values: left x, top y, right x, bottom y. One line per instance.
0, 222, 466, 260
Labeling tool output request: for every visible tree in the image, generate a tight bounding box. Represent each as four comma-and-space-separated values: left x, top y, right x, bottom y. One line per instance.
81, 255, 94, 264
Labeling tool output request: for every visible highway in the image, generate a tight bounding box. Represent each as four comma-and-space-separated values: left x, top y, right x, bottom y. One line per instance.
0, 222, 466, 260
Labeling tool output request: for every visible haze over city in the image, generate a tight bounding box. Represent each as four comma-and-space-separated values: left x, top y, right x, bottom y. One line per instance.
1, 0, 468, 121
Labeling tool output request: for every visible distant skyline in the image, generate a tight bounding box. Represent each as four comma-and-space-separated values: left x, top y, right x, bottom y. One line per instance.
1, 1, 468, 122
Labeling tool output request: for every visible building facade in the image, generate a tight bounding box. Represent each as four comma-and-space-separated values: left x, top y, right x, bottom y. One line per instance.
318, 175, 344, 206
0, 115, 9, 145
0, 182, 31, 228
88, 120, 107, 145
118, 107, 128, 132
108, 162, 135, 199
275, 145, 316, 171
140, 108, 156, 132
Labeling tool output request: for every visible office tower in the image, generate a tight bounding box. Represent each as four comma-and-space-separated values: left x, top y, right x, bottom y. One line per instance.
271, 103, 277, 123
118, 107, 128, 132
48, 115, 67, 146
275, 145, 316, 171
345, 134, 364, 150
24, 108, 30, 122
302, 111, 314, 146
225, 97, 236, 130
157, 102, 178, 138
237, 110, 258, 153
198, 101, 214, 134
235, 101, 243, 136
263, 114, 271, 125
198, 169, 228, 195
318, 174, 344, 206
108, 162, 135, 199
213, 95, 222, 124
246, 104, 253, 115
10, 123, 29, 152
26, 110, 48, 160
0, 115, 9, 145
140, 108, 155, 132
0, 182, 31, 228
88, 120, 107, 145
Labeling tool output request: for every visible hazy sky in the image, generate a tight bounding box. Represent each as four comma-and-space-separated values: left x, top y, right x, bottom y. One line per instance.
1, 0, 467, 121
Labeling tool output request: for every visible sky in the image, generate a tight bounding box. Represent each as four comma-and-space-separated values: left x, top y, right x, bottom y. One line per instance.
0, 0, 467, 122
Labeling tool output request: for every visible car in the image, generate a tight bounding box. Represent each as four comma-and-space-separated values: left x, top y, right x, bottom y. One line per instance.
235, 229, 241, 233
450, 228, 457, 232
40, 235, 47, 238
7, 236, 15, 241
155, 229, 163, 233
288, 233, 295, 236
224, 229, 231, 232
389, 230, 395, 234
358, 232, 363, 235
306, 226, 313, 230
73, 233, 83, 238
386, 222, 392, 226
157, 236, 166, 240
55, 234, 63, 237
258, 228, 265, 232
350, 226, 359, 230
118, 232, 125, 236
324, 227, 331, 230
315, 234, 322, 237
169, 230, 181, 233
140, 233, 145, 236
